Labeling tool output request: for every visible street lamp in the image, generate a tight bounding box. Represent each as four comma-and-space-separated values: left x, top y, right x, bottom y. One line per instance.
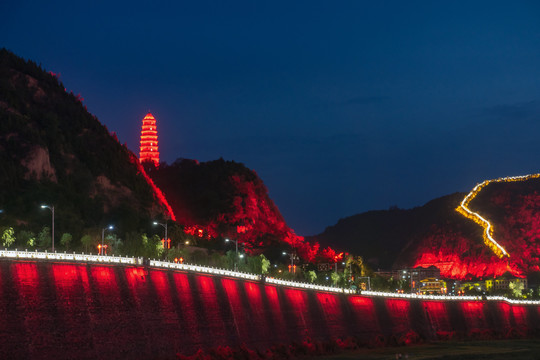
282, 251, 296, 268
153, 221, 168, 248
101, 225, 114, 255
225, 238, 239, 271
283, 251, 297, 274
40, 204, 54, 252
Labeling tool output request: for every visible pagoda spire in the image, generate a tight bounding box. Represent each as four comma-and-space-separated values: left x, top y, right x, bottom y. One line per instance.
139, 112, 159, 165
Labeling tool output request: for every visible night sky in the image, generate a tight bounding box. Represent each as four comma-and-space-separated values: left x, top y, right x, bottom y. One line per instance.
3, 1, 540, 236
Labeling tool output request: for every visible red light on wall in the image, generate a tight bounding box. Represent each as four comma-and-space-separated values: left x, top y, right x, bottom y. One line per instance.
139, 113, 159, 165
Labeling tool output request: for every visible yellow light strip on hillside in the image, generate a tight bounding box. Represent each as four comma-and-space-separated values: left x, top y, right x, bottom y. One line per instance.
456, 173, 540, 258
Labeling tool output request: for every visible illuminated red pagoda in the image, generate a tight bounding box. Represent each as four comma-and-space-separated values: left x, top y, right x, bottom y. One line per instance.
139, 112, 159, 165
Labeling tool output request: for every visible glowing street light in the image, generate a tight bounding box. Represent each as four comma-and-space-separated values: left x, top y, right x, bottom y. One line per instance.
101, 225, 114, 255
282, 251, 296, 271
40, 204, 55, 252
153, 221, 168, 248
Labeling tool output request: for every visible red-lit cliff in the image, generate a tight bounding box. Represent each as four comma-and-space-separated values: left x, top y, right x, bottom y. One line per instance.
313, 177, 540, 280
146, 158, 336, 262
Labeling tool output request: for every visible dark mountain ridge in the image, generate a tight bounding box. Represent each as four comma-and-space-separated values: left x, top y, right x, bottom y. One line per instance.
308, 193, 473, 269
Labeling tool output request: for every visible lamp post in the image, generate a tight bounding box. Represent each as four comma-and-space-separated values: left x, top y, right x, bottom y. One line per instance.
153, 221, 168, 248
225, 238, 239, 271
101, 225, 114, 255
282, 251, 296, 268
40, 204, 54, 252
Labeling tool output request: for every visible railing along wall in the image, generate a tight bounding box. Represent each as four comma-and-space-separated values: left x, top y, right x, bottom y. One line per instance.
1, 249, 539, 304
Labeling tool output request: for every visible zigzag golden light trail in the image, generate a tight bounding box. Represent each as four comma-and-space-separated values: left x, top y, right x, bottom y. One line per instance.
456, 173, 540, 258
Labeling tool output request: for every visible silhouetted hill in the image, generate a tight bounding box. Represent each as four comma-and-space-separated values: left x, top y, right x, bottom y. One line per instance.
0, 49, 173, 248
307, 193, 472, 269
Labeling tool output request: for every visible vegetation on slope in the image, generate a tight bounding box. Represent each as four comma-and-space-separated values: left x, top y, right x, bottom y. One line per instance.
0, 49, 171, 254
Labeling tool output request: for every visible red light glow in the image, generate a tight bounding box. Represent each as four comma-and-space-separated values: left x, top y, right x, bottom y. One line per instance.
423, 301, 451, 334
264, 285, 288, 343
11, 263, 53, 357
196, 275, 228, 345
222, 279, 249, 341
499, 302, 512, 330
385, 298, 411, 332
460, 301, 487, 331
348, 296, 380, 335
511, 305, 527, 331
172, 273, 202, 347
316, 292, 346, 337
129, 151, 176, 221
91, 266, 123, 312
284, 288, 313, 338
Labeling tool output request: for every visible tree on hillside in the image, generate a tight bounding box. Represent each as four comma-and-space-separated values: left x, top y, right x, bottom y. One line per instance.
306, 270, 317, 283
105, 233, 122, 255
261, 254, 271, 274
330, 271, 340, 286
60, 233, 72, 250
37, 227, 51, 249
2, 227, 15, 248
245, 254, 271, 274
17, 230, 35, 249
81, 234, 93, 253
509, 281, 524, 298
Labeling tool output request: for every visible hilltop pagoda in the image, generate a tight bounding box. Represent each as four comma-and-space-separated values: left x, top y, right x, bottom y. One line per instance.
139, 113, 159, 165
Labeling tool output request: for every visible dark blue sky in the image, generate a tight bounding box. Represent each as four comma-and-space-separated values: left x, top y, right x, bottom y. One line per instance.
3, 1, 540, 235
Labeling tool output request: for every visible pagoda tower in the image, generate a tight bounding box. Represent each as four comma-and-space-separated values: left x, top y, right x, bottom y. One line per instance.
139, 112, 159, 165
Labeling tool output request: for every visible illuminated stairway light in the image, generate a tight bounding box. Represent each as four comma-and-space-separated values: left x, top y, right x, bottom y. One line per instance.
455, 174, 540, 258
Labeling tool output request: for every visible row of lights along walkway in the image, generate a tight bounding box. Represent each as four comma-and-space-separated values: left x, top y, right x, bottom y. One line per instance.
0, 249, 538, 305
